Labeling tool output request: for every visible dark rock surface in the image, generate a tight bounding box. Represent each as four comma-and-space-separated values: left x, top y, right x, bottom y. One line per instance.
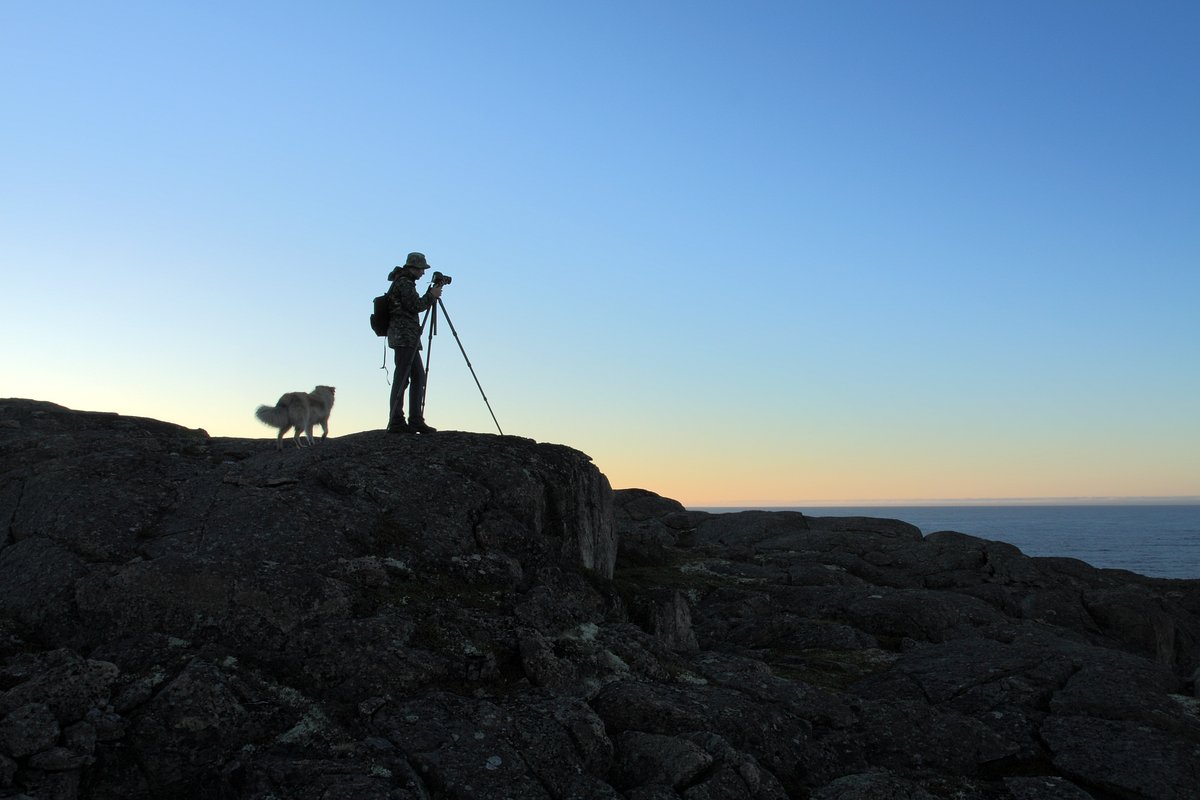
1, 399, 1198, 799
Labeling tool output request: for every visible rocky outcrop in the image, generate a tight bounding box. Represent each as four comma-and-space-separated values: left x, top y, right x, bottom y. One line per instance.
611, 489, 1200, 799
1, 399, 1198, 799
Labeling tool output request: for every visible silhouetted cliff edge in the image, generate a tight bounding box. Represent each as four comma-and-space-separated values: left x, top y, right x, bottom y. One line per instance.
2, 398, 1198, 800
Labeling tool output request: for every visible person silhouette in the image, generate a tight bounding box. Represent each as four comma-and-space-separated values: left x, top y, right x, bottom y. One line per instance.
385, 252, 442, 434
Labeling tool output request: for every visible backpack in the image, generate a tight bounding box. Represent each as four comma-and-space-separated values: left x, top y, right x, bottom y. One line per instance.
370, 292, 391, 336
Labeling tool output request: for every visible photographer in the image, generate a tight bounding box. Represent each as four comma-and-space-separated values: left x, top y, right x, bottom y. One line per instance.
385, 252, 443, 434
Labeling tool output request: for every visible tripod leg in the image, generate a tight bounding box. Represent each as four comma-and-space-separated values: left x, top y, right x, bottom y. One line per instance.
436, 298, 504, 435
421, 303, 436, 419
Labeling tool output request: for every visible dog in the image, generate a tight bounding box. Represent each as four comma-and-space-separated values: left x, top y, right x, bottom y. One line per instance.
255, 386, 336, 450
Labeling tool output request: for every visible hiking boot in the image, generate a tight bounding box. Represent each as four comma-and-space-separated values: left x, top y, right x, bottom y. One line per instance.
386, 421, 412, 434
410, 420, 438, 434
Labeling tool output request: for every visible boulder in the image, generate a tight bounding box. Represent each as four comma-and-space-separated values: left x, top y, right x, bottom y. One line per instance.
1, 402, 1198, 799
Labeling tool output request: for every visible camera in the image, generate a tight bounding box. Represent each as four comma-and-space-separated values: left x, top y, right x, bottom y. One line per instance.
432, 271, 452, 286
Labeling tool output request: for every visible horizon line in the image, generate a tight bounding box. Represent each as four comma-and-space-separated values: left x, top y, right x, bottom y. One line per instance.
689, 496, 1200, 509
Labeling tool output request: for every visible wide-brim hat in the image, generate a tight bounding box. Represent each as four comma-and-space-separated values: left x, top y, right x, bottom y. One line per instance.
403, 252, 431, 269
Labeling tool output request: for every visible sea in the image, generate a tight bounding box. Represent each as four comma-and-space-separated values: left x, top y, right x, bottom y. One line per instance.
693, 504, 1200, 580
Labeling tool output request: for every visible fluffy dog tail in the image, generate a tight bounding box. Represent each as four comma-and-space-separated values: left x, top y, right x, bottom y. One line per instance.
255, 403, 290, 429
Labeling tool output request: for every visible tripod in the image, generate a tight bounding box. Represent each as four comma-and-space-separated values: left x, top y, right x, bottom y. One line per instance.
421, 298, 504, 435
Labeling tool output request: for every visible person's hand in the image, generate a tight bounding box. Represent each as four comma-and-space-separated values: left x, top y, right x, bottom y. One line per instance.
430, 284, 443, 299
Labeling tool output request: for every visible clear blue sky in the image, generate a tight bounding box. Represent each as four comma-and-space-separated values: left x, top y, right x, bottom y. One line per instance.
3, 1, 1197, 506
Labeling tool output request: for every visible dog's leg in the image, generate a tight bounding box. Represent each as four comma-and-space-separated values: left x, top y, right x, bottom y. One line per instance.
276, 426, 285, 451
319, 419, 329, 442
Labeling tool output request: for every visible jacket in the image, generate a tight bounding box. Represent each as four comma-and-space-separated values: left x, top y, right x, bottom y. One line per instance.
386, 276, 435, 350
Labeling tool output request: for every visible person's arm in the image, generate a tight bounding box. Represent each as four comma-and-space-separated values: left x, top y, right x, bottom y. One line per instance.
408, 281, 441, 312
396, 280, 425, 313
415, 284, 437, 312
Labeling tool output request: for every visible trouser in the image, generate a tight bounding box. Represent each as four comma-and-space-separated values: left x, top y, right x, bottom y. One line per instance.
388, 346, 427, 427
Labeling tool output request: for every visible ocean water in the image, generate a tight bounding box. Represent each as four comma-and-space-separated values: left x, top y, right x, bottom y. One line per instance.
694, 505, 1200, 580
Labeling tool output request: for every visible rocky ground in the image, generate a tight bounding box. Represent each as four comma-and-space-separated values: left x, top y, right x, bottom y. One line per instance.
0, 398, 1197, 799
